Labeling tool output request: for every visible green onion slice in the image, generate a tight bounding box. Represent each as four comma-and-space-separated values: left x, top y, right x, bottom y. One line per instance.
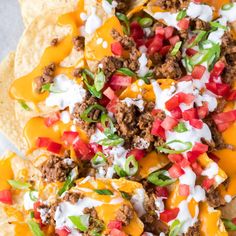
169, 220, 184, 236
101, 113, 115, 132
8, 180, 32, 190
94, 189, 113, 195
116, 68, 136, 77
82, 73, 101, 99
27, 220, 44, 236
210, 21, 227, 30
80, 104, 106, 123
148, 170, 175, 186
18, 100, 31, 111
222, 3, 234, 10
94, 70, 106, 92
114, 165, 128, 177
83, 69, 95, 79
176, 10, 187, 21
29, 191, 38, 201
98, 136, 124, 147
91, 152, 107, 167
171, 41, 182, 56
69, 215, 90, 232
124, 155, 138, 176
116, 13, 130, 35
174, 122, 188, 133
157, 140, 192, 154
120, 191, 131, 200
41, 83, 51, 92
223, 218, 236, 231
138, 17, 153, 27
188, 31, 207, 48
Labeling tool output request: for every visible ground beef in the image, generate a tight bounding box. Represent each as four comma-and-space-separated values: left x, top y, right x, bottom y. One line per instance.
99, 56, 123, 78
206, 187, 223, 208
190, 19, 210, 31
116, 204, 134, 226
73, 68, 83, 78
51, 38, 59, 47
63, 191, 84, 204
123, 47, 140, 71
115, 0, 131, 13
71, 94, 101, 136
34, 63, 56, 93
154, 0, 189, 12
73, 36, 85, 51
184, 222, 200, 236
40, 155, 76, 182
111, 29, 135, 50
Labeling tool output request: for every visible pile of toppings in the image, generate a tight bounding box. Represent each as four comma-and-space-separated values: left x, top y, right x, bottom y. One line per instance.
5, 0, 236, 236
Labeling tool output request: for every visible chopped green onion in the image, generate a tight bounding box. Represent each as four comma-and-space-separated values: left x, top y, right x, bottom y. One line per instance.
94, 189, 113, 195
114, 165, 128, 177
101, 113, 115, 132
174, 122, 188, 133
98, 129, 124, 147
124, 155, 138, 176
171, 41, 182, 56
83, 69, 95, 79
210, 21, 227, 30
27, 220, 44, 236
58, 167, 78, 196
94, 70, 106, 92
120, 191, 131, 200
8, 180, 32, 190
18, 100, 31, 111
223, 218, 236, 231
157, 140, 192, 154
91, 152, 107, 167
116, 13, 130, 35
176, 10, 187, 21
41, 83, 51, 92
80, 104, 106, 123
69, 215, 90, 232
188, 31, 207, 48
82, 73, 101, 98
183, 56, 193, 73
169, 220, 183, 236
139, 17, 153, 27
116, 68, 136, 77
139, 71, 153, 84
222, 3, 234, 10
29, 191, 38, 201
30, 211, 35, 219
148, 170, 175, 186
106, 0, 113, 4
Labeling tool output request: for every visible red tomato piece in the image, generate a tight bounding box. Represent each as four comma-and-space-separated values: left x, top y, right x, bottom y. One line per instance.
187, 151, 201, 163
111, 42, 123, 56
197, 103, 209, 119
177, 18, 190, 30
210, 60, 225, 78
36, 137, 51, 148
160, 208, 179, 223
110, 229, 127, 236
168, 154, 184, 163
164, 26, 174, 39
191, 65, 206, 80
232, 218, 236, 225
155, 26, 165, 36
159, 45, 172, 56
168, 164, 185, 178
202, 178, 215, 191
161, 116, 178, 131
103, 87, 116, 100
206, 82, 230, 97
0, 189, 12, 205
99, 95, 110, 107
227, 90, 236, 101
179, 158, 191, 168
169, 35, 180, 46
127, 149, 146, 161
151, 119, 166, 139
109, 74, 132, 91
55, 227, 71, 236
170, 107, 182, 119
191, 162, 203, 176
106, 98, 119, 113
148, 34, 164, 54
47, 141, 62, 154
189, 119, 203, 129
178, 93, 195, 105
73, 140, 94, 160
179, 75, 193, 82
186, 48, 198, 56
213, 110, 236, 125
182, 108, 198, 121
217, 122, 231, 132
192, 142, 208, 154
208, 153, 220, 163
33, 201, 41, 220
179, 184, 190, 196
155, 186, 169, 198
61, 131, 79, 146
108, 220, 122, 230
130, 22, 144, 40
165, 95, 179, 111
44, 112, 60, 127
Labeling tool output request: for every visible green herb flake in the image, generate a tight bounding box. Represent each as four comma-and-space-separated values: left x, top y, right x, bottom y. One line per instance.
222, 3, 234, 11
69, 214, 90, 232
80, 104, 106, 123
41, 83, 51, 92
116, 68, 136, 77
27, 220, 44, 236
171, 41, 182, 56
139, 17, 153, 27
91, 152, 107, 167
148, 170, 175, 186
114, 165, 128, 177
120, 191, 131, 200
94, 70, 106, 92
18, 100, 31, 111
176, 10, 187, 21
94, 189, 113, 195
188, 31, 207, 48
116, 13, 130, 35
174, 122, 188, 133
169, 220, 183, 236
222, 218, 236, 231
82, 73, 101, 98
124, 155, 139, 176
8, 180, 32, 190
157, 140, 192, 154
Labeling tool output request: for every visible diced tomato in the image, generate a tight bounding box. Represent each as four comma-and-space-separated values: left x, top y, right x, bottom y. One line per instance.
168, 154, 184, 163
165, 95, 179, 111
179, 158, 191, 168
202, 178, 214, 191
187, 151, 200, 163
217, 122, 231, 132
109, 74, 132, 91
210, 60, 225, 78
170, 107, 182, 119
36, 137, 52, 148
106, 98, 119, 113
227, 90, 236, 101
178, 93, 195, 105
151, 109, 163, 117
155, 186, 169, 198
108, 220, 122, 230
33, 201, 41, 220
169, 35, 180, 46
159, 45, 171, 56
130, 22, 144, 41
47, 142, 62, 154
151, 119, 166, 139
208, 153, 220, 163
177, 18, 190, 30
213, 110, 236, 125
161, 116, 178, 131
206, 82, 230, 97
73, 140, 94, 160
160, 208, 179, 223
55, 227, 71, 236
192, 142, 208, 154
197, 103, 209, 119
111, 42, 123, 56
164, 26, 174, 39
191, 162, 203, 176
148, 34, 164, 54
61, 131, 79, 146
127, 149, 146, 161
179, 75, 193, 82
110, 229, 127, 236
191, 65, 206, 80
44, 112, 60, 127
179, 184, 190, 196
0, 189, 12, 205
168, 164, 185, 178
90, 143, 103, 153
182, 108, 198, 121
189, 119, 203, 129
103, 87, 116, 101
232, 218, 236, 225
186, 48, 198, 56
155, 26, 165, 36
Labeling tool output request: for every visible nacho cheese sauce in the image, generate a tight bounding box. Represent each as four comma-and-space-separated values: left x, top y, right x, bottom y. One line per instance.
4, 0, 236, 235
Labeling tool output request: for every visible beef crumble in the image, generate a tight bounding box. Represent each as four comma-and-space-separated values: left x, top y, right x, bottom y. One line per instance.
51, 38, 59, 47
116, 204, 134, 226
115, 0, 131, 13
184, 222, 200, 236
40, 155, 76, 182
63, 191, 84, 204
34, 63, 56, 93
73, 36, 85, 51
206, 187, 223, 208
154, 0, 189, 12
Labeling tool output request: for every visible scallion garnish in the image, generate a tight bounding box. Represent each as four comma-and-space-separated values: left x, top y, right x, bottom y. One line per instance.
222, 3, 234, 10
139, 71, 154, 84
114, 165, 128, 177
82, 73, 101, 98
8, 180, 32, 190
210, 21, 227, 30
94, 70, 106, 92
27, 220, 44, 236
222, 218, 236, 231
171, 41, 182, 56
176, 10, 187, 21
101, 113, 115, 132
91, 152, 107, 167
99, 128, 124, 147
188, 31, 207, 48
41, 83, 51, 92
83, 69, 95, 79
147, 170, 175, 186
174, 122, 188, 133
94, 189, 113, 195
120, 191, 131, 200
69, 215, 90, 232
124, 155, 138, 176
116, 13, 130, 35
169, 220, 184, 236
80, 104, 106, 123
29, 190, 38, 201
138, 17, 153, 27
18, 100, 31, 111
116, 68, 136, 77
157, 140, 192, 154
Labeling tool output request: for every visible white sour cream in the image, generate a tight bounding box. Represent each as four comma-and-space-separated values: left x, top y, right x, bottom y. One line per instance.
220, 3, 236, 22
85, 7, 102, 34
